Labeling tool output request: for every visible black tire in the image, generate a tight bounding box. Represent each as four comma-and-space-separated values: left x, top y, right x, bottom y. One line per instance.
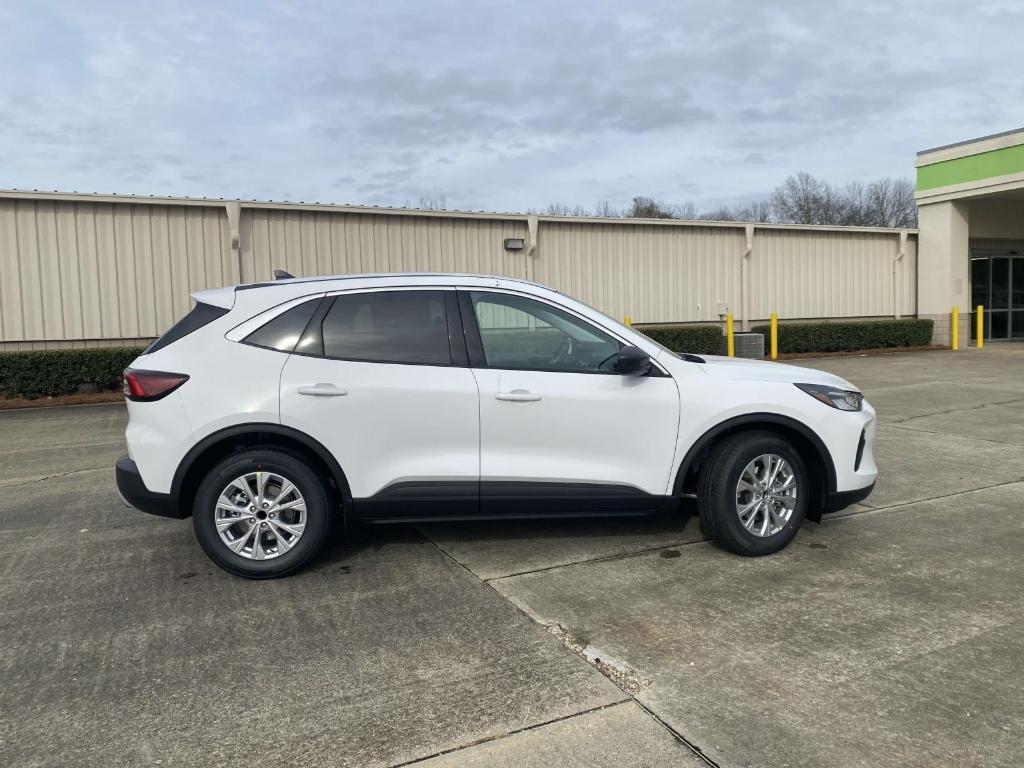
192, 449, 331, 578
697, 431, 808, 556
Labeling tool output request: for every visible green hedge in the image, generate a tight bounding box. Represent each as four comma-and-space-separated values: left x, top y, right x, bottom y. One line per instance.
636, 324, 722, 355
750, 319, 934, 354
0, 347, 146, 398
0, 318, 935, 397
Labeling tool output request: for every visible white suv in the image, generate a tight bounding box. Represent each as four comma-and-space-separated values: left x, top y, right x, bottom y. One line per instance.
116, 273, 877, 578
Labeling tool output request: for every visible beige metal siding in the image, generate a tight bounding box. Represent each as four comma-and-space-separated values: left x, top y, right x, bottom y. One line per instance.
0, 199, 232, 345
240, 209, 527, 283
535, 221, 746, 323
0, 191, 920, 349
748, 229, 917, 320
0, 337, 156, 352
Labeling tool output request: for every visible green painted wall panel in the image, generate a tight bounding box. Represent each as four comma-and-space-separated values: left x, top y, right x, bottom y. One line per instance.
917, 143, 1024, 191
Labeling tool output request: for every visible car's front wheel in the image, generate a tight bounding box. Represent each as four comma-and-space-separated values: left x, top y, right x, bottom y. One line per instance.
697, 431, 808, 556
192, 449, 331, 578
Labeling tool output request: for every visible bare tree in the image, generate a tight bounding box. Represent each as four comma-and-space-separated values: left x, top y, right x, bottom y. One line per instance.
508, 173, 915, 226
696, 200, 773, 223
672, 201, 698, 220
627, 196, 676, 219
771, 172, 848, 225
863, 177, 917, 228
417, 192, 448, 211
541, 202, 591, 216
841, 181, 868, 225
771, 173, 916, 227
698, 206, 739, 222
541, 202, 570, 215
738, 200, 774, 223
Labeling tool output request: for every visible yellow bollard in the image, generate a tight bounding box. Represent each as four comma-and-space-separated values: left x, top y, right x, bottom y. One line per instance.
976, 305, 984, 349
951, 306, 959, 351
623, 316, 632, 327
726, 313, 735, 357
769, 312, 778, 360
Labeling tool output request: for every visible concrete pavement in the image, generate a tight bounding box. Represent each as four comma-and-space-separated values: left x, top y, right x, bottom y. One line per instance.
1, 345, 1022, 766
0, 422, 623, 766
492, 483, 1024, 767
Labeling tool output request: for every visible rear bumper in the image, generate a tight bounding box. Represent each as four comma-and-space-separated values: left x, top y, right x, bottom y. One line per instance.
826, 481, 875, 513
115, 455, 183, 519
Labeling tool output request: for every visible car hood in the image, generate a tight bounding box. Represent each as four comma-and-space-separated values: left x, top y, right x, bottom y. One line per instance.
694, 355, 858, 391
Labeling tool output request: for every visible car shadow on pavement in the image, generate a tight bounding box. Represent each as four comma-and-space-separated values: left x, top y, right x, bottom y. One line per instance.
220, 503, 707, 582
410, 502, 705, 580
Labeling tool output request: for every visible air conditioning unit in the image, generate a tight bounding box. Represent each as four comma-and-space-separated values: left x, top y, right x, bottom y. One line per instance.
733, 332, 765, 360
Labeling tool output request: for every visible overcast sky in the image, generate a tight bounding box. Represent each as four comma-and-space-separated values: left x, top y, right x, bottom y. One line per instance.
0, 1, 1020, 213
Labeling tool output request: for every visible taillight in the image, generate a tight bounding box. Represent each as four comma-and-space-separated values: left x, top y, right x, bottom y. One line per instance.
123, 369, 189, 401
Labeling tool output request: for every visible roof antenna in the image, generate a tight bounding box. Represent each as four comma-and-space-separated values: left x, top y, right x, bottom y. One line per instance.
273, 269, 295, 280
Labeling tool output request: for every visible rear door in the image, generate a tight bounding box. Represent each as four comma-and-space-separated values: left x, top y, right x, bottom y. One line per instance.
279, 288, 480, 519
462, 289, 680, 515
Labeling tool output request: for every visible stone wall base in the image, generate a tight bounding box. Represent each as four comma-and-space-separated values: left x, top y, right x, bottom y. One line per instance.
919, 312, 972, 347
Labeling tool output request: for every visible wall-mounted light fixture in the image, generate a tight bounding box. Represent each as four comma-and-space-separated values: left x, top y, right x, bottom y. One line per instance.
503, 238, 525, 251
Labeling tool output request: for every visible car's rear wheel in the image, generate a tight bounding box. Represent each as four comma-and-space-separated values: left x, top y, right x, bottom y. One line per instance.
192, 449, 331, 578
697, 431, 808, 556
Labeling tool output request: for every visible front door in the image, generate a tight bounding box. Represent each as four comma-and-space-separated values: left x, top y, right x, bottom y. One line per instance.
279, 288, 480, 519
972, 252, 1024, 341
461, 289, 680, 515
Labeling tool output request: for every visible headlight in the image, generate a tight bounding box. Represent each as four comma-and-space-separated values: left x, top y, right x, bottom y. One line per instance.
795, 382, 863, 411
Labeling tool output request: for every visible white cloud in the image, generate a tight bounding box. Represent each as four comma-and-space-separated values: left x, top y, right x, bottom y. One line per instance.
0, 0, 1020, 211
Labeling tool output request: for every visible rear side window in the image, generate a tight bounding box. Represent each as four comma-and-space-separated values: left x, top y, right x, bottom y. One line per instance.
243, 298, 322, 353
321, 290, 451, 365
146, 302, 229, 353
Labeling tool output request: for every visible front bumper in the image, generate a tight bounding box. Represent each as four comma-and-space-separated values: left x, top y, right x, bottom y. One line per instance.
826, 481, 875, 512
115, 455, 183, 518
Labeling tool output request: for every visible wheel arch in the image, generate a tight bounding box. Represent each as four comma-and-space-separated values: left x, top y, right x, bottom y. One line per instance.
171, 423, 352, 518
673, 413, 835, 522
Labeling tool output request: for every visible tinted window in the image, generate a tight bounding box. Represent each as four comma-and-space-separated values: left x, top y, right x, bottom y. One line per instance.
146, 302, 229, 353
971, 258, 989, 309
471, 292, 621, 373
244, 298, 322, 353
991, 257, 1009, 309
321, 290, 451, 365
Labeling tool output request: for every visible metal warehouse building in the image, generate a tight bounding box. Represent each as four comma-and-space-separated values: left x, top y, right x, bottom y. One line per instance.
0, 197, 918, 351
0, 127, 1017, 351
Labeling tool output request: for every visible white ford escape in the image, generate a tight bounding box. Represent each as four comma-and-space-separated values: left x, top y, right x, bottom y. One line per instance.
116, 272, 877, 578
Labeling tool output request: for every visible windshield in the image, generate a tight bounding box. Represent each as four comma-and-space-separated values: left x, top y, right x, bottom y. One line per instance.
555, 293, 680, 360
631, 331, 680, 359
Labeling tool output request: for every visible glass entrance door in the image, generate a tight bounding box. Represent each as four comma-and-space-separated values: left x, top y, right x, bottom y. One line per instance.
1015, 257, 1024, 339
971, 251, 1024, 341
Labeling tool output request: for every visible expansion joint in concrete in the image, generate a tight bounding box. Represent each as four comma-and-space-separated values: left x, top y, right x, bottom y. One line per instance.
388, 700, 633, 768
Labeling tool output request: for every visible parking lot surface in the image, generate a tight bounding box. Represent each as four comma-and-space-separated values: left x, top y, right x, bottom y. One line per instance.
1, 346, 1022, 767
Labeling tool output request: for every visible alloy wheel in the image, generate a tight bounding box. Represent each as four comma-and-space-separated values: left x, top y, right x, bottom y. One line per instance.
734, 454, 798, 537
214, 471, 307, 560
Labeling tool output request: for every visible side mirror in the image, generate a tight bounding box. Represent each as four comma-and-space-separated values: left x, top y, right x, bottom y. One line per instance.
614, 345, 652, 377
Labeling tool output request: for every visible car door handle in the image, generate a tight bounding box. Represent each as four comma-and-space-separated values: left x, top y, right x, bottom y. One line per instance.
495, 389, 542, 402
297, 384, 348, 397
